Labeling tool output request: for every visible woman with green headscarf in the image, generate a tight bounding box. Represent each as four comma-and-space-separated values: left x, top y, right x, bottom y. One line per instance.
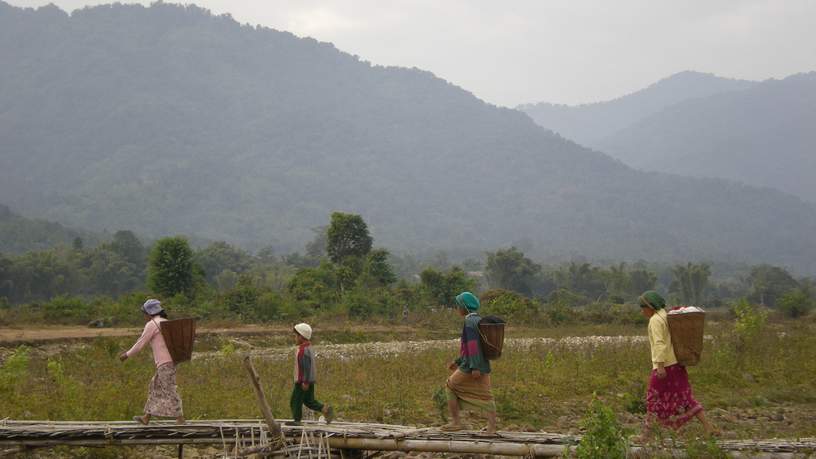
441, 292, 497, 434
636, 290, 717, 440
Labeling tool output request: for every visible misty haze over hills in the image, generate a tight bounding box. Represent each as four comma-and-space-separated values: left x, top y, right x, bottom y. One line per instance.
598, 73, 816, 203
2, 2, 816, 272
0, 204, 100, 254
518, 71, 757, 147
520, 71, 816, 203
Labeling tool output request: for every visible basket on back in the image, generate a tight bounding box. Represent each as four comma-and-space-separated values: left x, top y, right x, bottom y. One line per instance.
667, 306, 705, 366
478, 315, 506, 360
159, 318, 197, 364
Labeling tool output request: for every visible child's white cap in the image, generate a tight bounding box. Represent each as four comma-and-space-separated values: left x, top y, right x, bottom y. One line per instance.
294, 323, 312, 340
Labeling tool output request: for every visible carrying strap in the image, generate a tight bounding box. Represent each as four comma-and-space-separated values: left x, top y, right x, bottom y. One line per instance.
476, 321, 501, 353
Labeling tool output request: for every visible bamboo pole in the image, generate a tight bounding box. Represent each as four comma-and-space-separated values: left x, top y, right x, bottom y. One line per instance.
323, 436, 569, 457
243, 356, 283, 439
0, 437, 803, 459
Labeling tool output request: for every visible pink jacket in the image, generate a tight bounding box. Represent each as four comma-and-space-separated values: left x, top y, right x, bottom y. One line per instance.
126, 318, 173, 367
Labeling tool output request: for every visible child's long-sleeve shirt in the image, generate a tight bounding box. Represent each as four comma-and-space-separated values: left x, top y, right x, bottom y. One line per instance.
456, 313, 491, 374
126, 317, 173, 367
293, 342, 317, 383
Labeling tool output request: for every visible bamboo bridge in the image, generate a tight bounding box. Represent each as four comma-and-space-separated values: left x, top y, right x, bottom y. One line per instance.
1, 358, 813, 458
1, 419, 814, 458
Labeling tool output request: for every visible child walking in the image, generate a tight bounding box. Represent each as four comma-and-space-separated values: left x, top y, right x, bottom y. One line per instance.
288, 323, 335, 425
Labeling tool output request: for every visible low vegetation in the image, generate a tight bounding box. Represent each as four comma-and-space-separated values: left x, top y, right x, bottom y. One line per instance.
2, 317, 814, 438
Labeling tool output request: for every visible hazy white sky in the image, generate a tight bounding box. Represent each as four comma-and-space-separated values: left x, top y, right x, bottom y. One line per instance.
7, 0, 816, 106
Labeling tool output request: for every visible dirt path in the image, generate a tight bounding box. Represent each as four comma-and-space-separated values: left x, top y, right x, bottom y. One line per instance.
0, 324, 421, 344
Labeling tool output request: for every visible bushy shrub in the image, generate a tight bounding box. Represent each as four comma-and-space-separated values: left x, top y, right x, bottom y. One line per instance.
684, 436, 728, 459
732, 298, 767, 345
0, 346, 30, 395
543, 301, 577, 325
579, 302, 646, 325
480, 289, 537, 318
548, 288, 588, 307
255, 291, 282, 322
777, 288, 814, 319
574, 397, 628, 459
42, 295, 92, 324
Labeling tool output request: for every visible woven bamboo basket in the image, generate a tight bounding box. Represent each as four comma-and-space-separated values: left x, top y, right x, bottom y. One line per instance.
478, 316, 506, 360
667, 307, 705, 366
160, 318, 197, 364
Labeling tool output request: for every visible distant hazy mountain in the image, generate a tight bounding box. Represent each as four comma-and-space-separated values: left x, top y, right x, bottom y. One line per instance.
0, 204, 99, 254
518, 71, 756, 147
599, 73, 816, 203
2, 2, 816, 272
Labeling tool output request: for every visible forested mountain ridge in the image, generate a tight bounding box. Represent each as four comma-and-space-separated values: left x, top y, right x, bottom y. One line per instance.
0, 204, 100, 253
2, 2, 816, 272
518, 71, 756, 147
598, 73, 816, 203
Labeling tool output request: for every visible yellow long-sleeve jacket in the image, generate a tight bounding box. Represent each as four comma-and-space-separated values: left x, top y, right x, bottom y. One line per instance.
648, 309, 678, 369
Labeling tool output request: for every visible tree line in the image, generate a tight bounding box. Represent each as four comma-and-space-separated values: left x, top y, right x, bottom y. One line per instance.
1, 213, 814, 325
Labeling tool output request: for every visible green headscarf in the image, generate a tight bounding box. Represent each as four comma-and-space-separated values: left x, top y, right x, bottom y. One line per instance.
455, 291, 480, 312
639, 290, 666, 310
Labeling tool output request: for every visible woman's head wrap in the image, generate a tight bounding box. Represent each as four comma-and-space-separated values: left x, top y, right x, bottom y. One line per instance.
142, 299, 163, 315
455, 292, 480, 312
638, 290, 666, 310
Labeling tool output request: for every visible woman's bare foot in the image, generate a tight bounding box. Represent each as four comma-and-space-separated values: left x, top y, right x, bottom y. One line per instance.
440, 423, 463, 432
176, 416, 186, 425
704, 425, 722, 438
132, 415, 149, 425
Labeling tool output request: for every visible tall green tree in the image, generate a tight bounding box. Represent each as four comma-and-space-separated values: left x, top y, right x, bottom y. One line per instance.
360, 248, 397, 288
555, 262, 606, 299
420, 266, 475, 307
305, 226, 329, 261
194, 241, 251, 282
629, 268, 657, 295
777, 287, 814, 318
288, 261, 339, 309
485, 247, 541, 296
108, 230, 145, 267
603, 262, 630, 298
327, 212, 372, 265
0, 254, 12, 301
670, 262, 711, 304
747, 264, 799, 307
148, 236, 195, 297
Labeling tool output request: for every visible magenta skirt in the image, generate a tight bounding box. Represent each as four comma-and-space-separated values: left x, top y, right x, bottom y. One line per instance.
646, 364, 703, 429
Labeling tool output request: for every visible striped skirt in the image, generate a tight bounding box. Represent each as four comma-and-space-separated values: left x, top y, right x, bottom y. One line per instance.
144, 363, 183, 417
446, 369, 496, 412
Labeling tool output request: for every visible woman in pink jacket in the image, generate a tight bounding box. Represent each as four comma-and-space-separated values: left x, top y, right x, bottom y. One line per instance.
119, 299, 184, 425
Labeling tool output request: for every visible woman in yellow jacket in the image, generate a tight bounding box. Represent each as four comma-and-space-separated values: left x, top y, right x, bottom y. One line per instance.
638, 291, 717, 439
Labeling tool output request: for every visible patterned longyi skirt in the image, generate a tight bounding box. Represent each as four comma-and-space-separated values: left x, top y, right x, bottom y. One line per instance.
144, 362, 183, 417
646, 364, 703, 429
